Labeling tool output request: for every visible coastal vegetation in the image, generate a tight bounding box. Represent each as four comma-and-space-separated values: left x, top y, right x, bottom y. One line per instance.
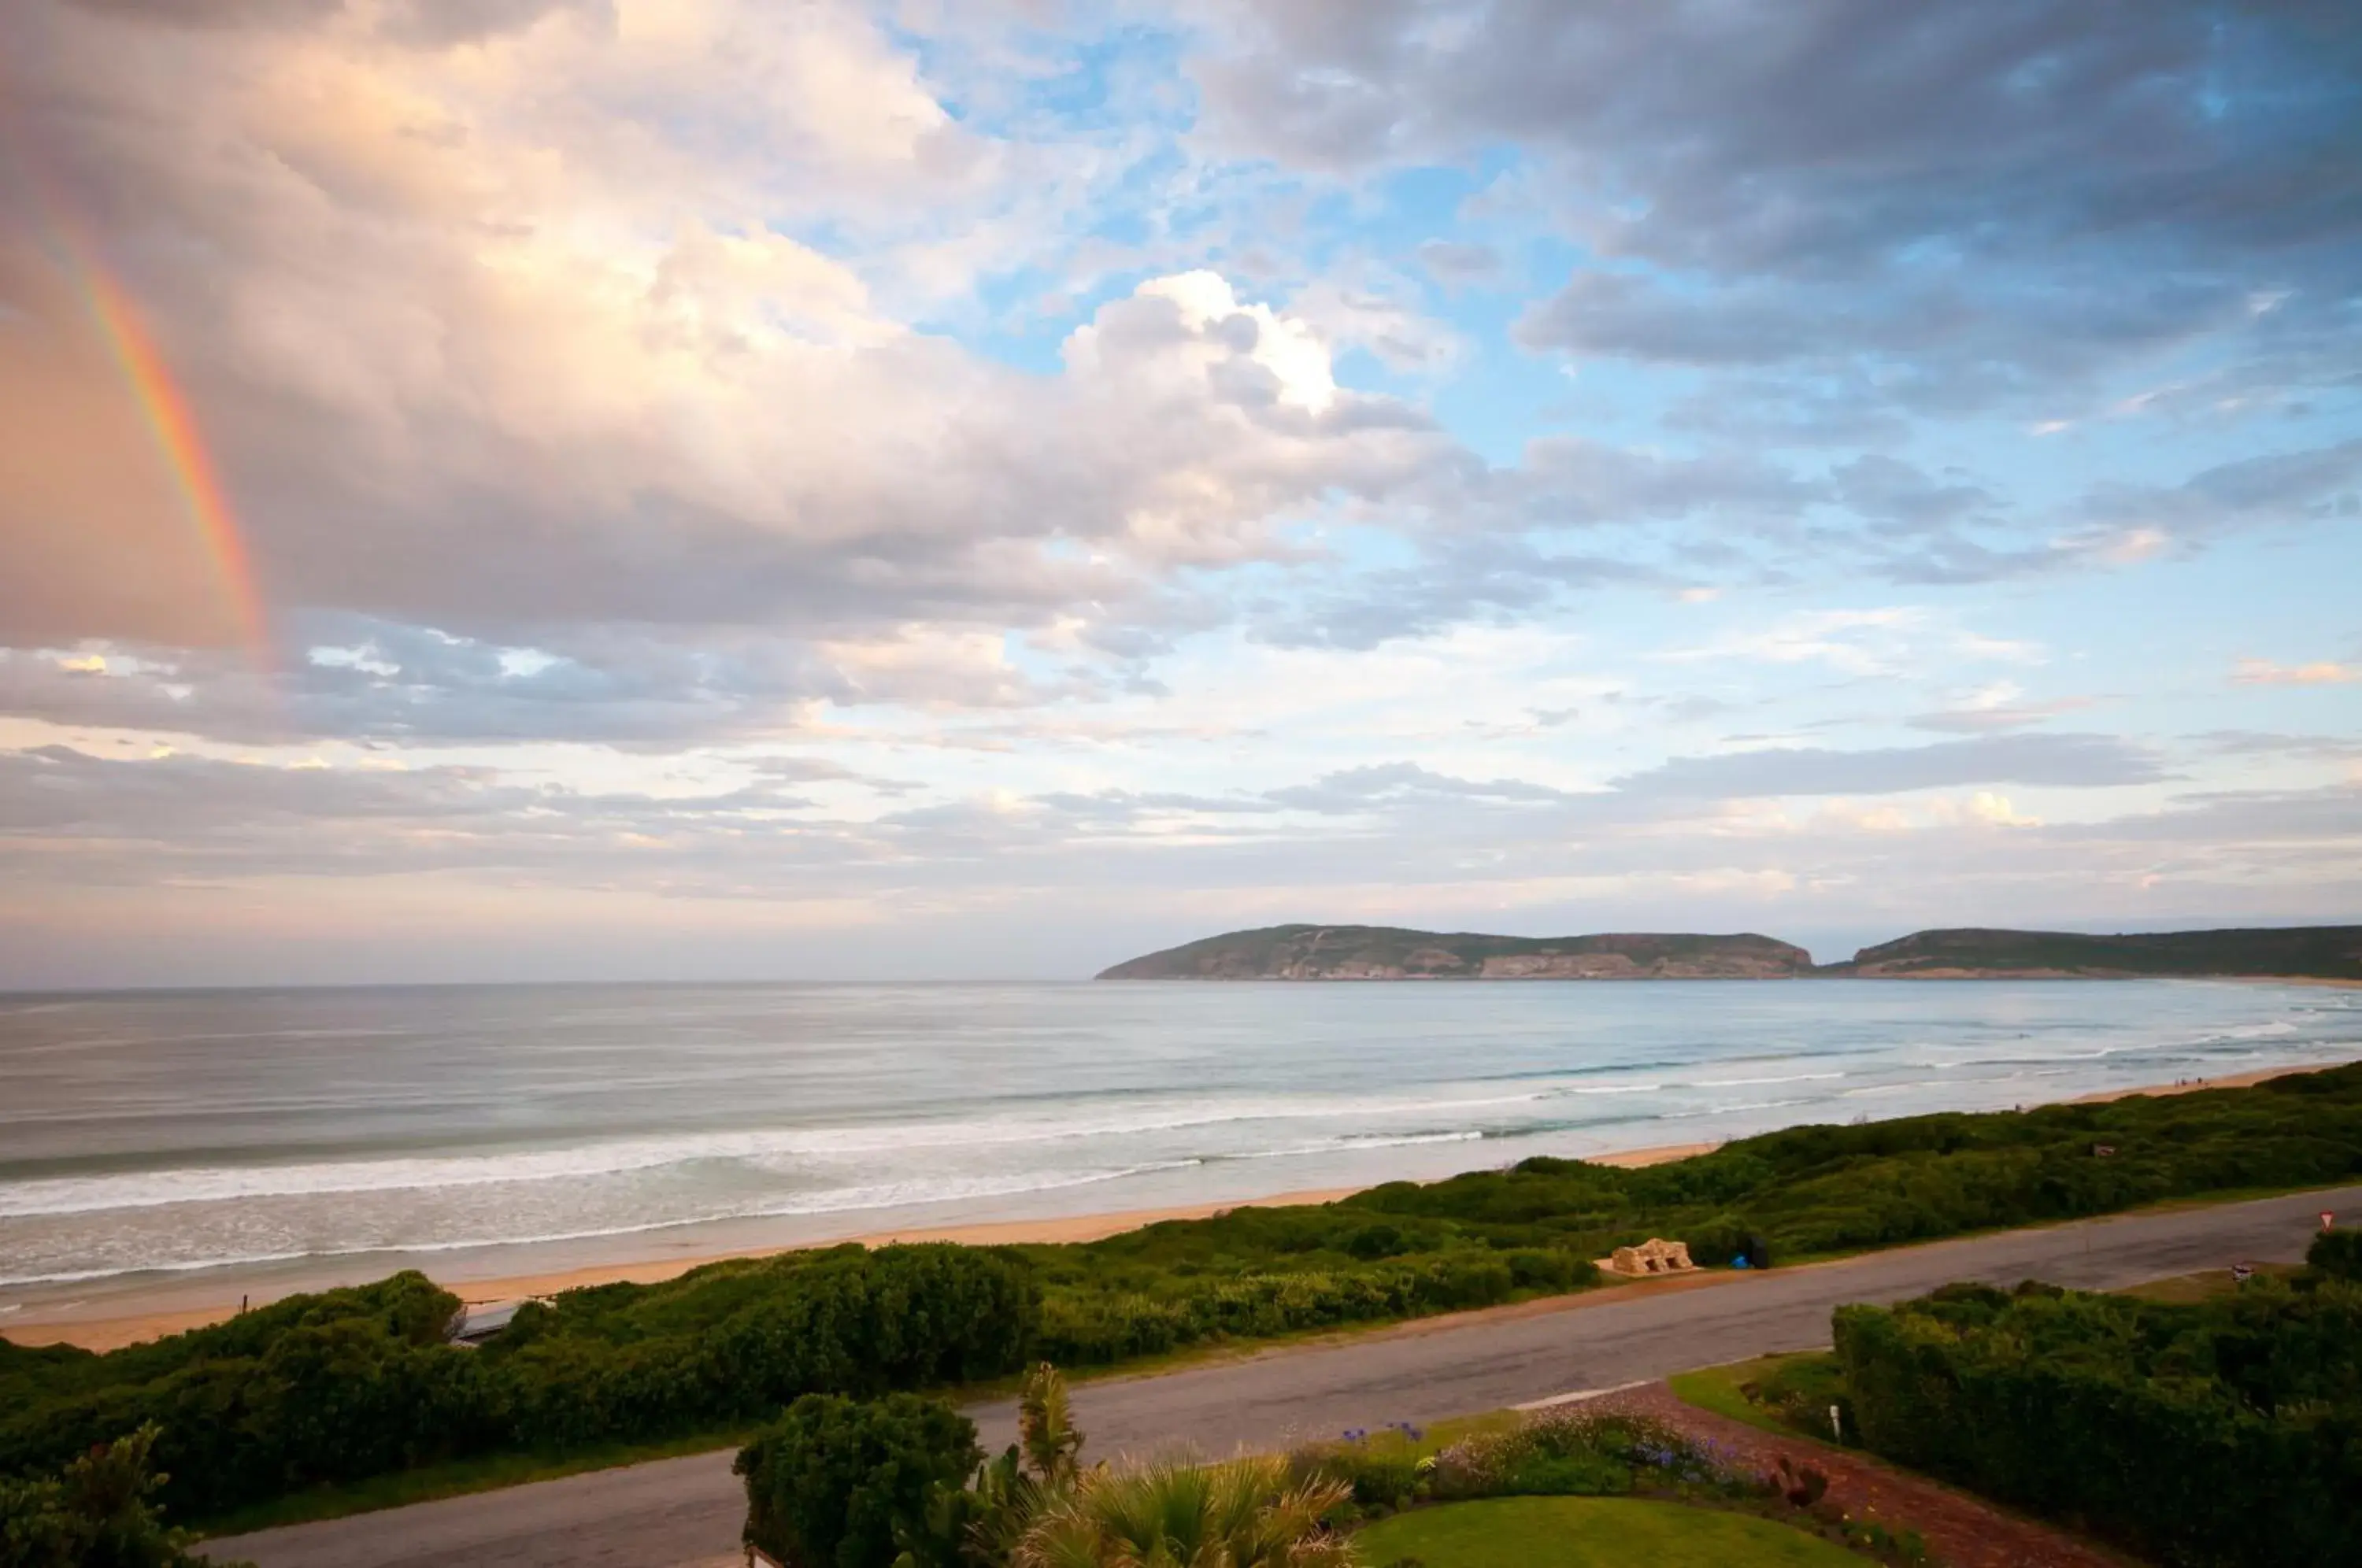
1831, 1234, 2362, 1568
735, 1366, 1915, 1567
1096, 922, 2362, 981
4, 1066, 2359, 1527
0, 1426, 240, 1568
0, 1247, 1035, 1523
1831, 924, 2362, 980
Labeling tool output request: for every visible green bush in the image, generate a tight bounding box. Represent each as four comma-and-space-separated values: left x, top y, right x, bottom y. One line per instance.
1835, 1274, 2362, 1567
0, 1425, 242, 1568
0, 1248, 1035, 1522
2307, 1225, 2362, 1281
735, 1394, 980, 1568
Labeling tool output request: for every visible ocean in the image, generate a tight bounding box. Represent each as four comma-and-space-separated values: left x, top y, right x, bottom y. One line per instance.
3, 978, 2357, 1317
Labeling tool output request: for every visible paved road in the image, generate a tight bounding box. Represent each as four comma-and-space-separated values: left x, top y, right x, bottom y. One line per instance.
209, 1186, 2353, 1568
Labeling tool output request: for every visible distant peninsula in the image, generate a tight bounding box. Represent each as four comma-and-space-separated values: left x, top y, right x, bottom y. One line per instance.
1095, 925, 1814, 980
1095, 923, 2362, 982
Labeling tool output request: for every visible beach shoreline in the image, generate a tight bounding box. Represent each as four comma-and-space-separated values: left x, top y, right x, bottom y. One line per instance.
6, 1060, 2336, 1353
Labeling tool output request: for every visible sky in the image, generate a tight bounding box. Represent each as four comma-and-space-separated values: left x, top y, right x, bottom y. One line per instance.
0, 0, 2357, 988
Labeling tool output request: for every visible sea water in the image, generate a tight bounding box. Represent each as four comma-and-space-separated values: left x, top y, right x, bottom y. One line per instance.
2, 978, 2356, 1315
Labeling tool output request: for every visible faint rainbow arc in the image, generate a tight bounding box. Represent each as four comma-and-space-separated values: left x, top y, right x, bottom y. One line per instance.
68, 263, 277, 675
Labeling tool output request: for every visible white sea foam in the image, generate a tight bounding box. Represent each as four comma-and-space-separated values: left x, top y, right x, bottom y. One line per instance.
0, 1162, 1205, 1287
0, 1085, 1631, 1218
6, 977, 2357, 1293
1688, 1071, 1846, 1088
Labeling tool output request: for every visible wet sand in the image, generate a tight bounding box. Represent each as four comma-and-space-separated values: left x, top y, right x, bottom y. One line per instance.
4, 1066, 2339, 1353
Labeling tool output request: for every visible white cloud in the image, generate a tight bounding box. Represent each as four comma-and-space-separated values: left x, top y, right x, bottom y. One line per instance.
2232, 658, 2357, 687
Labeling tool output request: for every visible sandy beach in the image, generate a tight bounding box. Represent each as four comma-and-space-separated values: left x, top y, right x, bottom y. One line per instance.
6, 1059, 2333, 1354
0, 1144, 1722, 1352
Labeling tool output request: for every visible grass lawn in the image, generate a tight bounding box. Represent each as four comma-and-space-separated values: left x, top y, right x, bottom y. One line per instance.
1356, 1497, 1863, 1566
1667, 1351, 1848, 1445
2115, 1262, 2299, 1304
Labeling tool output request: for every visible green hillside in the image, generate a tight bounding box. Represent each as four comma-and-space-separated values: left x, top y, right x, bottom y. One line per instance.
1098, 922, 2362, 981
1094, 924, 1814, 979
1826, 925, 2362, 979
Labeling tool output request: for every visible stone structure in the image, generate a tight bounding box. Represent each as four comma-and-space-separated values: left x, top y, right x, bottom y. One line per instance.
1598, 1237, 1695, 1277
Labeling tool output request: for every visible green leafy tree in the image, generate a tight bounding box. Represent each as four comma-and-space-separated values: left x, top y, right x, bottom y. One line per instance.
0, 1425, 245, 1568
737, 1393, 981, 1568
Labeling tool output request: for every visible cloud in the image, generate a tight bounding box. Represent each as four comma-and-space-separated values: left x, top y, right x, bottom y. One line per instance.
2231, 658, 2359, 686
1610, 733, 2168, 799
2, 0, 2358, 983
1194, 1, 2362, 450
1416, 239, 1501, 285
1189, 2, 2362, 274
1264, 762, 1579, 812
2079, 440, 2362, 544
1908, 683, 2097, 734
2190, 730, 2362, 763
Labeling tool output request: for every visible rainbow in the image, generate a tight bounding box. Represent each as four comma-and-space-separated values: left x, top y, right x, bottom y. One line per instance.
70, 265, 275, 673
2, 112, 273, 675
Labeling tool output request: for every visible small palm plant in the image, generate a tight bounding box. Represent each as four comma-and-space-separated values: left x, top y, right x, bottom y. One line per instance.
1019, 1362, 1086, 1487
961, 1363, 1095, 1563
1011, 1453, 1357, 1568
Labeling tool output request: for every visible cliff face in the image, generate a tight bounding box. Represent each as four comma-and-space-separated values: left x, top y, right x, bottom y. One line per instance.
1827, 926, 2362, 980
1095, 925, 1815, 981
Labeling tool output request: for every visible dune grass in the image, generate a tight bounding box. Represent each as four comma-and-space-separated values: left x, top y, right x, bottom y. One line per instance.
1355, 1496, 1864, 1566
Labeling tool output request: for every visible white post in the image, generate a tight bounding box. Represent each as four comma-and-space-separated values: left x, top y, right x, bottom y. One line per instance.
1829, 1403, 1844, 1443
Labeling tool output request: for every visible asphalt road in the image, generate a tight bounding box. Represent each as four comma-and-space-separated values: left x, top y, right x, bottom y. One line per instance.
209, 1185, 2355, 1568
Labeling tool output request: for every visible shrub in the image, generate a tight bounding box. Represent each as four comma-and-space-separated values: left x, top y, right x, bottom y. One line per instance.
1835, 1274, 2362, 1567
2307, 1225, 2362, 1281
1421, 1411, 1738, 1503
0, 1425, 243, 1568
0, 1248, 1035, 1524
1285, 1432, 1424, 1513
735, 1394, 980, 1568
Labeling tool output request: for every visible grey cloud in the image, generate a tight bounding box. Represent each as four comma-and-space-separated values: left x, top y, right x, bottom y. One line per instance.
1191, 2, 2362, 272
1264, 762, 1579, 812
2189, 730, 2362, 764
1253, 534, 1660, 650
1416, 240, 1501, 284
1829, 457, 1994, 534
2078, 438, 2362, 539
1204, 2, 2362, 429
1611, 733, 2168, 798
376, 0, 610, 47
5, 741, 2350, 960
62, 0, 342, 28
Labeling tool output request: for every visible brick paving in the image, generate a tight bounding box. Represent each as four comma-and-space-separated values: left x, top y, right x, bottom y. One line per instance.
1582, 1382, 2138, 1568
